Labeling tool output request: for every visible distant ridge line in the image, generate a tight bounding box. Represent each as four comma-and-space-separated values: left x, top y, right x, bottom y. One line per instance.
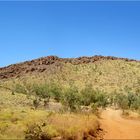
0, 55, 139, 79
0, 55, 139, 69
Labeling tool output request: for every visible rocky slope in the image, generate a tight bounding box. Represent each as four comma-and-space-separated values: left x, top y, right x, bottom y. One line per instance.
0, 55, 140, 94
0, 55, 139, 79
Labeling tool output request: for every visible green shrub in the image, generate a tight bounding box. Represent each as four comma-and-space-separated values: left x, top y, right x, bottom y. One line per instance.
113, 92, 140, 111
94, 91, 108, 108
13, 82, 35, 97
32, 84, 51, 108
127, 92, 136, 108
49, 83, 62, 102
61, 87, 80, 112
130, 94, 140, 110
33, 84, 50, 99
25, 123, 56, 140
114, 93, 129, 111
80, 85, 96, 106
13, 84, 27, 94
80, 85, 108, 108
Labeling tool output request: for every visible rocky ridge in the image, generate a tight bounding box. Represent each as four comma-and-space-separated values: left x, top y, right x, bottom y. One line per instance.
0, 55, 139, 79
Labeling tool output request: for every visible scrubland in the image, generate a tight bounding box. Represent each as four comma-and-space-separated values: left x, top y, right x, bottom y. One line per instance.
0, 90, 100, 140
0, 58, 140, 139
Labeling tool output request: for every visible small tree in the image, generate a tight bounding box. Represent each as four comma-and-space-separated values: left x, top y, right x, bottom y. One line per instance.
33, 84, 50, 108
49, 83, 62, 102
62, 86, 80, 112
130, 94, 140, 110
127, 92, 136, 108
115, 93, 129, 111
94, 91, 108, 108
80, 84, 96, 106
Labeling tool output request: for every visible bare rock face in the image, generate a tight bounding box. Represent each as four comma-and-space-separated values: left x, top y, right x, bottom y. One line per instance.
0, 55, 139, 79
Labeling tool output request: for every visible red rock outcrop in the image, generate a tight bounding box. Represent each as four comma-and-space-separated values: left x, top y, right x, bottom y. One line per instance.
0, 55, 139, 79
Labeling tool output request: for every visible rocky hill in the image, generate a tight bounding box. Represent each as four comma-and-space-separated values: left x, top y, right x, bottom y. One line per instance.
0, 55, 139, 79
0, 55, 140, 94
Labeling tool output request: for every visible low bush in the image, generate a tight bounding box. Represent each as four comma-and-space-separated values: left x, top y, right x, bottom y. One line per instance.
80, 84, 96, 106
33, 84, 50, 99
80, 85, 108, 108
8, 81, 110, 112
113, 92, 140, 111
48, 83, 62, 102
13, 84, 27, 94
130, 94, 140, 110
61, 87, 81, 112
25, 123, 59, 140
94, 91, 108, 108
12, 81, 140, 112
114, 93, 129, 111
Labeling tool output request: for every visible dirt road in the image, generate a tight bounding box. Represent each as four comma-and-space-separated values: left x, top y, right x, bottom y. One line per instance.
100, 108, 140, 139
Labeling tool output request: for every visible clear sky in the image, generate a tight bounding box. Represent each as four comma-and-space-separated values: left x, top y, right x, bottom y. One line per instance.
0, 1, 140, 67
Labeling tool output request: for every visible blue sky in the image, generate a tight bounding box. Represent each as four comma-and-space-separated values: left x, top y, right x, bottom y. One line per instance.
0, 1, 140, 67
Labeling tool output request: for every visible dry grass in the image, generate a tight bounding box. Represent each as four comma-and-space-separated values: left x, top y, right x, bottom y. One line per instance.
0, 90, 99, 140
0, 109, 99, 139
47, 113, 99, 139
122, 110, 140, 120
1, 59, 139, 139
2, 59, 140, 94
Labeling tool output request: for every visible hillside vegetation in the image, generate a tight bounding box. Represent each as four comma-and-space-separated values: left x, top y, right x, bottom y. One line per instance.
0, 56, 140, 112
0, 89, 101, 140
0, 55, 140, 139
1, 55, 140, 94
